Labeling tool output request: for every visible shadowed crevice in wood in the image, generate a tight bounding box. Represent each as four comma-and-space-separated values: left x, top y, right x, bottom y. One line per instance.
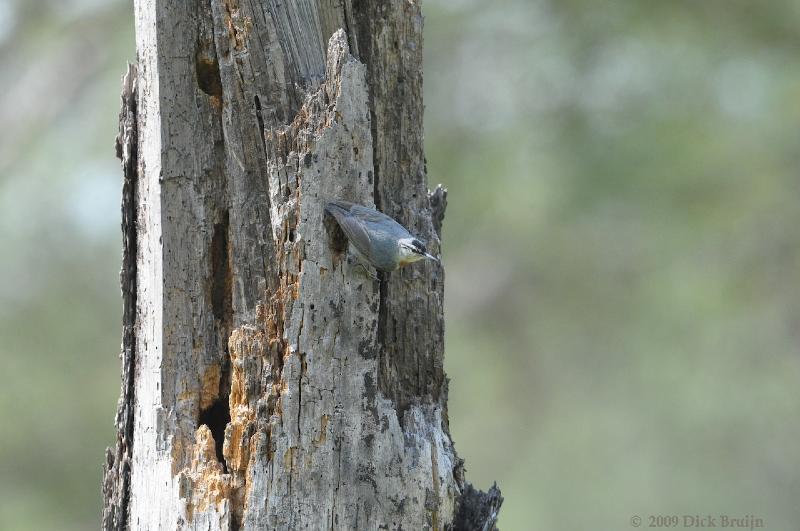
198, 397, 232, 473
196, 0, 222, 100
253, 95, 269, 173
196, 52, 222, 98
348, 0, 380, 210
209, 209, 234, 473
211, 211, 233, 332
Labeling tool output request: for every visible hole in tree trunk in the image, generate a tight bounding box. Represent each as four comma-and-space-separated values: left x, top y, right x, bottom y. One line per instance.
198, 398, 231, 472
195, 54, 222, 98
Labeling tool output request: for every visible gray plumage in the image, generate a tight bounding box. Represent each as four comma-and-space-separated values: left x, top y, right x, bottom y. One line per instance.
325, 200, 436, 272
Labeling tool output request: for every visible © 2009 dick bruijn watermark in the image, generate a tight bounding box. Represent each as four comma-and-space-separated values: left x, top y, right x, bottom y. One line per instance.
629, 514, 764, 530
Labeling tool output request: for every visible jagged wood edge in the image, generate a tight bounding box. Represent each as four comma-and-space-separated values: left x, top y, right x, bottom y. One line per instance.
102, 62, 138, 531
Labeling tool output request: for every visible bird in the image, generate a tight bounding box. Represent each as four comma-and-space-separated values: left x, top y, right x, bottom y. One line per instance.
324, 200, 439, 277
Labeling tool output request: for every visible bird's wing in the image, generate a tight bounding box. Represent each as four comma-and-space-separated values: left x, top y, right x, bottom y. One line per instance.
349, 204, 396, 224
325, 199, 355, 212
325, 201, 375, 259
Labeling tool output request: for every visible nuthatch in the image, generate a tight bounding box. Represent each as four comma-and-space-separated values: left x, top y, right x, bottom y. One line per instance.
325, 200, 439, 275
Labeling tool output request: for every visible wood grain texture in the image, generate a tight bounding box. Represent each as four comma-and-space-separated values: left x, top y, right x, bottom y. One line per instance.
104, 1, 500, 529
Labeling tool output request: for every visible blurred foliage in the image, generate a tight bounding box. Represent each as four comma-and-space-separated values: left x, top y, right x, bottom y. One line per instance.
426, 0, 800, 529
0, 1, 133, 530
1, 0, 800, 529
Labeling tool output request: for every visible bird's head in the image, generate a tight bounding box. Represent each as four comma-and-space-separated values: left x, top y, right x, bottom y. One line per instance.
398, 238, 439, 266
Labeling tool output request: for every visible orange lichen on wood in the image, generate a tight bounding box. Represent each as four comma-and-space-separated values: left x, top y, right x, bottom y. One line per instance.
171, 436, 188, 476
181, 426, 235, 521
199, 364, 221, 411
224, 327, 263, 473
180, 325, 275, 523
223, 421, 249, 473
221, 0, 250, 52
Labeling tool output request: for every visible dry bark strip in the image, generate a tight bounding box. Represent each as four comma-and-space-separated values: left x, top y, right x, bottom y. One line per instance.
103, 2, 501, 530
102, 62, 138, 531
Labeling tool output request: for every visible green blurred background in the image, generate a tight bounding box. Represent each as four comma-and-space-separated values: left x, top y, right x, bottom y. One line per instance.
2, 1, 800, 529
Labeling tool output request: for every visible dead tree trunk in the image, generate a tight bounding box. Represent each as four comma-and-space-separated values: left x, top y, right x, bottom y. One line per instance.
103, 2, 501, 530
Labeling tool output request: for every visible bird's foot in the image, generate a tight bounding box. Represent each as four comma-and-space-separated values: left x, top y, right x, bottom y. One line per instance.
356, 262, 380, 281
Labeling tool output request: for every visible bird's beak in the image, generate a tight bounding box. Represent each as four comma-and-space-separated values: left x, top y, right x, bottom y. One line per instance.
424, 252, 439, 263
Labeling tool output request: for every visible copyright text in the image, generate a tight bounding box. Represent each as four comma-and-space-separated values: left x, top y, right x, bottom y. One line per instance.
630, 514, 764, 530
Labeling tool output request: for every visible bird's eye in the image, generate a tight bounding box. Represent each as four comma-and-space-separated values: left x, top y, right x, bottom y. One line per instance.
412, 240, 426, 254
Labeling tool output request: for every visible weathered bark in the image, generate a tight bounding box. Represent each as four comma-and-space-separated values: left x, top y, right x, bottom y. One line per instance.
102, 2, 501, 530
103, 62, 138, 531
